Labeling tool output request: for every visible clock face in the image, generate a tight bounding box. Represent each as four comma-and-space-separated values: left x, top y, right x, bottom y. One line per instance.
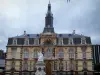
48, 25, 50, 27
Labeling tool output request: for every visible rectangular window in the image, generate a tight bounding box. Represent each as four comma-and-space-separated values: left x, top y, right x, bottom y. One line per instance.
58, 48, 64, 58
54, 61, 57, 70
29, 38, 34, 45
63, 38, 68, 45
83, 61, 87, 70
73, 38, 81, 44
59, 62, 63, 70
11, 61, 15, 69
69, 49, 74, 59
66, 62, 67, 70
23, 61, 28, 70
59, 52, 64, 58
24, 50, 29, 58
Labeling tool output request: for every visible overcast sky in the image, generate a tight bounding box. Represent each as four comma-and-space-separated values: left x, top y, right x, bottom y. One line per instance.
0, 0, 100, 51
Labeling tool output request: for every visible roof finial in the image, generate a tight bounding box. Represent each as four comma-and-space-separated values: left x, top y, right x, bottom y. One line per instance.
49, 0, 50, 4
24, 30, 26, 36
48, 0, 51, 11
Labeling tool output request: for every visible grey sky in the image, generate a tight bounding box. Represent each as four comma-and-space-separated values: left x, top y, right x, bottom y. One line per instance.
0, 0, 100, 51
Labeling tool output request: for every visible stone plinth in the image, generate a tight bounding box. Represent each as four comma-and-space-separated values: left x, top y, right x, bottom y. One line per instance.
35, 61, 46, 75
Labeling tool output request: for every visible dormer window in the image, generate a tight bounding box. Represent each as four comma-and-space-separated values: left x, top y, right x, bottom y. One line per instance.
58, 38, 63, 45
81, 37, 86, 44
34, 38, 39, 45
69, 38, 73, 45
24, 38, 29, 45
13, 38, 17, 45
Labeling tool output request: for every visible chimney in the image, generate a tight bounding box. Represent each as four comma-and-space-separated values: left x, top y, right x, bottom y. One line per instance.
72, 30, 75, 35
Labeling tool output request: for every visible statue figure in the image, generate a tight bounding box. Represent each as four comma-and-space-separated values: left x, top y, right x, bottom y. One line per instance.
38, 51, 44, 62
35, 51, 45, 75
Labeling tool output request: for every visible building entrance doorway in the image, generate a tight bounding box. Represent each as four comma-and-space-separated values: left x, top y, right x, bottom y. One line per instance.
45, 60, 52, 75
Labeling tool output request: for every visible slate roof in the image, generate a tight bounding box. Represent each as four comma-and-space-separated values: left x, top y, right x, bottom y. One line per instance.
9, 33, 89, 38
56, 34, 89, 38
7, 33, 91, 45
10, 34, 40, 38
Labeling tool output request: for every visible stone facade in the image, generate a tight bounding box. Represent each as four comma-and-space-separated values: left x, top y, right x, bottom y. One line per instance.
5, 2, 93, 73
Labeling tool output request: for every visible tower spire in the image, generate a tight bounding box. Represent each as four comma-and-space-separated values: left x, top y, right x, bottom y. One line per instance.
48, 0, 51, 12
43, 1, 55, 33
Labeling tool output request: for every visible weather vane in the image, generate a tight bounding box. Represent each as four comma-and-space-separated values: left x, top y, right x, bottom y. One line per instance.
67, 0, 70, 3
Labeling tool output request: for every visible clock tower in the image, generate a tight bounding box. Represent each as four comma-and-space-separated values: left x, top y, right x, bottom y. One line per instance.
43, 1, 54, 33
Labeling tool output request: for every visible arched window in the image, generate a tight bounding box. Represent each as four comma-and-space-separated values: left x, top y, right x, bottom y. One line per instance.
58, 48, 64, 58
24, 49, 29, 58
46, 48, 52, 57
33, 49, 38, 58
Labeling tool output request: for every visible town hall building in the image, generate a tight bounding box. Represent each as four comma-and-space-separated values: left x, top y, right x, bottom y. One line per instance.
5, 2, 93, 75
